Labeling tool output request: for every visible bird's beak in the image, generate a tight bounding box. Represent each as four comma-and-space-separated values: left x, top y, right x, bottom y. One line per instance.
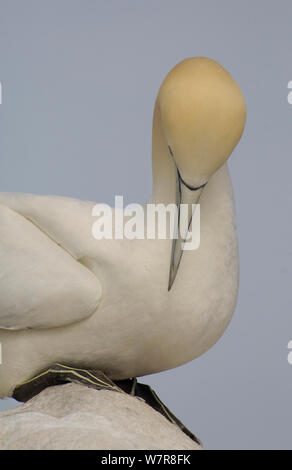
168, 169, 206, 291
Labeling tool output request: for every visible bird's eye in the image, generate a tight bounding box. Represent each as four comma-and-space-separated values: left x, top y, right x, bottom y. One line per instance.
168, 145, 174, 157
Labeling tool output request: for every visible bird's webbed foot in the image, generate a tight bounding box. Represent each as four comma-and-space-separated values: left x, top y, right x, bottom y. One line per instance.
12, 363, 125, 402
116, 377, 201, 445
13, 366, 200, 445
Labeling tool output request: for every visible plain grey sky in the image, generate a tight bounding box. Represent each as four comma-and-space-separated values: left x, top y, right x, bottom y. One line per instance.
0, 0, 291, 450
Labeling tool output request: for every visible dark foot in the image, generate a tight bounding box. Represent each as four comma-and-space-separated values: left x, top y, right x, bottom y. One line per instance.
12, 363, 126, 402
116, 378, 201, 445
13, 365, 201, 445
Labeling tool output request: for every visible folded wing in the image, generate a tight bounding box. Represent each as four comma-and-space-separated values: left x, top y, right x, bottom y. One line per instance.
0, 201, 101, 330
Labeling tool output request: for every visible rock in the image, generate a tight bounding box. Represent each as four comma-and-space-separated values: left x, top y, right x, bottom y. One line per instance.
0, 383, 202, 450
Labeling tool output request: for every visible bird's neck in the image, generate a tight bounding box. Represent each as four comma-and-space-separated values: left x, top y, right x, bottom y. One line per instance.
150, 100, 176, 205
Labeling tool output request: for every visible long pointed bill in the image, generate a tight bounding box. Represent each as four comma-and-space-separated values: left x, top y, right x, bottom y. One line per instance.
168, 170, 206, 291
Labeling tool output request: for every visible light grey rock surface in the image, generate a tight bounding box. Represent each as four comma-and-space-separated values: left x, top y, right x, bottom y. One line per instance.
0, 383, 202, 450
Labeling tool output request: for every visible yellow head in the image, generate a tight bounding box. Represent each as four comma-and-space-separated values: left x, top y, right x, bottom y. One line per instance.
158, 57, 246, 187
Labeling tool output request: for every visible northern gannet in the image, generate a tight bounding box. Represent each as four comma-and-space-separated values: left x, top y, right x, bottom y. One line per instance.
0, 58, 246, 406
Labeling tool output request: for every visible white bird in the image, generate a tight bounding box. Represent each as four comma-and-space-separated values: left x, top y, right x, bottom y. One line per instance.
0, 57, 246, 400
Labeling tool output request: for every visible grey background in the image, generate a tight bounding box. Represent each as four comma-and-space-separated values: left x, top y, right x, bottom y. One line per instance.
0, 0, 291, 450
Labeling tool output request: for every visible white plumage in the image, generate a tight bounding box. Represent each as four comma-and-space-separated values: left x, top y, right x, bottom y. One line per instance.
0, 57, 246, 397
